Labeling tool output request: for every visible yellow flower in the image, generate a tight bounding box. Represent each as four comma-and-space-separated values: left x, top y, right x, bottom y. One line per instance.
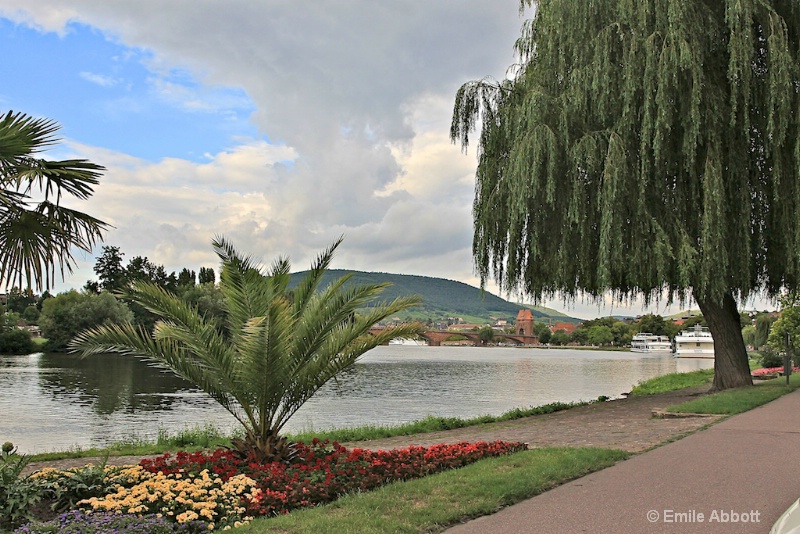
176, 510, 199, 523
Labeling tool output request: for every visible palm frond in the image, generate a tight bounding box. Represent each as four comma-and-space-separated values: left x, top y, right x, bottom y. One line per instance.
0, 111, 59, 167
70, 321, 246, 424
213, 236, 276, 335
122, 281, 239, 385
14, 157, 103, 201
291, 235, 344, 314
0, 110, 107, 290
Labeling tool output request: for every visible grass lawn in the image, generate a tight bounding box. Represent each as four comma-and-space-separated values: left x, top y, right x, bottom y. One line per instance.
629, 369, 714, 396
667, 373, 800, 414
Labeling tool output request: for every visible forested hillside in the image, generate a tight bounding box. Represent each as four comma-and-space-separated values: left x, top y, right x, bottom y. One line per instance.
291, 270, 580, 324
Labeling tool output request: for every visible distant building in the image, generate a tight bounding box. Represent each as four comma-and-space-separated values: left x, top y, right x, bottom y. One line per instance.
516, 309, 534, 336
550, 322, 577, 334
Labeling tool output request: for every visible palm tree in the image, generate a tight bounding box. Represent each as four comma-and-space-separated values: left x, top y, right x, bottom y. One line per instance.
0, 110, 107, 290
70, 236, 423, 463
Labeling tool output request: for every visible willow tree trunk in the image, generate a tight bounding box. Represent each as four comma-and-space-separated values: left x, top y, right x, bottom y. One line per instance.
695, 292, 753, 391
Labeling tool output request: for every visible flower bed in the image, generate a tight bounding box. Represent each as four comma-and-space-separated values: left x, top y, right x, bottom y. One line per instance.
140, 439, 527, 518
752, 366, 800, 377
15, 440, 526, 532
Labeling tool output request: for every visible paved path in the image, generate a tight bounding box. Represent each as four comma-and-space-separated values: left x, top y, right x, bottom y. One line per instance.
342, 385, 720, 453
445, 388, 800, 534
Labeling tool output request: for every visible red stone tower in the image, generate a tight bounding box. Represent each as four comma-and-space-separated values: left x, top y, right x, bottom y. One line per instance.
515, 309, 534, 336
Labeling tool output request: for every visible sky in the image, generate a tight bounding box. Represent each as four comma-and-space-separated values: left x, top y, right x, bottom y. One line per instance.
0, 2, 775, 319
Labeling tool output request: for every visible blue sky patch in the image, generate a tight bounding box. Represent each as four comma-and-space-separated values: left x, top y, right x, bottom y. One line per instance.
0, 18, 261, 162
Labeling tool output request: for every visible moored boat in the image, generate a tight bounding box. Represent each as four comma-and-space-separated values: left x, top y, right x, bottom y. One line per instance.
630, 333, 672, 353
674, 325, 714, 358
388, 337, 427, 346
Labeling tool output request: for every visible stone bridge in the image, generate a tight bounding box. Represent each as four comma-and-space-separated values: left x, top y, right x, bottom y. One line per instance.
368, 328, 538, 347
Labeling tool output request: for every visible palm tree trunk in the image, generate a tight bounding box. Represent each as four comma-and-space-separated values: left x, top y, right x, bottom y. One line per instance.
230, 428, 299, 464
695, 291, 753, 390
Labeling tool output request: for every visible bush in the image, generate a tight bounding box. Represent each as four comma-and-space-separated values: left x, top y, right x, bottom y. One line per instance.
0, 329, 36, 355
0, 442, 40, 531
759, 347, 785, 369
31, 461, 118, 513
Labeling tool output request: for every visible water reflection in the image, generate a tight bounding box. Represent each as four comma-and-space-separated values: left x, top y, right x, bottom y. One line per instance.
36, 353, 198, 414
0, 346, 710, 454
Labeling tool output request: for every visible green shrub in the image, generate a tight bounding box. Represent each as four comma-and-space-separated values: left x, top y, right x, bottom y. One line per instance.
34, 459, 117, 513
759, 347, 785, 369
0, 442, 41, 531
0, 329, 36, 355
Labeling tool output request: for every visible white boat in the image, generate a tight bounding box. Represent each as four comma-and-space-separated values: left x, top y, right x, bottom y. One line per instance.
388, 337, 427, 346
674, 325, 715, 358
630, 333, 672, 353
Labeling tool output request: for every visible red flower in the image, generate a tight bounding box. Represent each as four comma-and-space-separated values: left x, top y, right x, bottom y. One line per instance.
139, 439, 527, 518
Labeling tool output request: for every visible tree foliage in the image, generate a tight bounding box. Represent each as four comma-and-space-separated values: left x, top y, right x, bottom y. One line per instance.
0, 310, 35, 354
5, 287, 36, 314
177, 268, 196, 288
756, 313, 778, 348
198, 267, 216, 285
452, 0, 800, 389
768, 295, 800, 352
550, 330, 570, 346
70, 237, 423, 463
39, 290, 133, 351
94, 246, 126, 292
587, 325, 614, 346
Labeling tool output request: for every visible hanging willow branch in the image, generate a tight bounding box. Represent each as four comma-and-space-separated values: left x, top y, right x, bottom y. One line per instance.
453, 0, 800, 308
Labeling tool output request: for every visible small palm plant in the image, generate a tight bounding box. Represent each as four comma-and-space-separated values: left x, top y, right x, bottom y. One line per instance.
70, 237, 423, 463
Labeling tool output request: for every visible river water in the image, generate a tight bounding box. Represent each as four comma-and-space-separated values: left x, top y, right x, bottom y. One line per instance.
0, 346, 712, 454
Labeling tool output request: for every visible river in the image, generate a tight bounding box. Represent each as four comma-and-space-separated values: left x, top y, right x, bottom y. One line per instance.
0, 345, 712, 454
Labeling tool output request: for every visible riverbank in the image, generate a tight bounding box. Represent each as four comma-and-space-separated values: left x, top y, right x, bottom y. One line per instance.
22, 382, 715, 475
5, 346, 686, 455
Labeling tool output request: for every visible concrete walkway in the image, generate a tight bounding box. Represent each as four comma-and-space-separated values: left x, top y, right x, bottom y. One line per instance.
446, 388, 800, 534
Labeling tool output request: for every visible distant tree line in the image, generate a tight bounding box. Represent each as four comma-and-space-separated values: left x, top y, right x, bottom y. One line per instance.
0, 245, 224, 352
0, 254, 786, 355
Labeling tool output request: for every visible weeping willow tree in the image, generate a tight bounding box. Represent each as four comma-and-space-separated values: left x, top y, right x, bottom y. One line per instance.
452, 0, 800, 390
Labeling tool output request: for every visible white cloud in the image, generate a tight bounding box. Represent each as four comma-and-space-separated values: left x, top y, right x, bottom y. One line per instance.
79, 71, 118, 87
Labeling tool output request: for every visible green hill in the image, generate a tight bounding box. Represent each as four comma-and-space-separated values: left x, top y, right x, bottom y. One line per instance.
522, 304, 583, 324
290, 270, 581, 325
